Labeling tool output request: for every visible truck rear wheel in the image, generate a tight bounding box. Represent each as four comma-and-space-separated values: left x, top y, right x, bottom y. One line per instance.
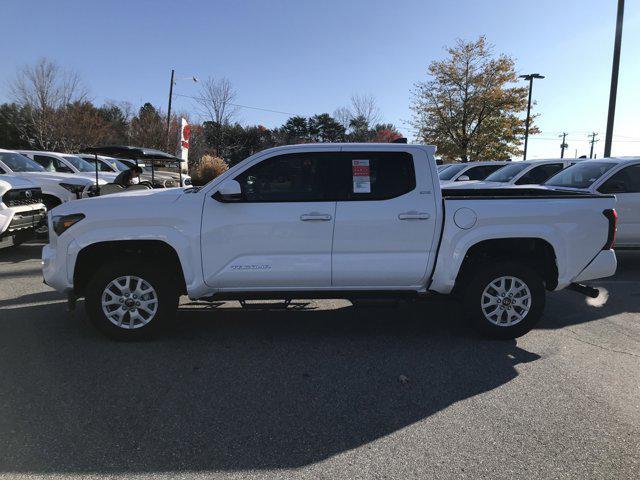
463, 262, 545, 339
84, 260, 179, 340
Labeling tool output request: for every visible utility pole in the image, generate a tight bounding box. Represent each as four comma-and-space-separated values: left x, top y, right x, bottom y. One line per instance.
604, 0, 625, 157
559, 132, 568, 158
166, 69, 175, 152
588, 132, 599, 159
519, 73, 545, 160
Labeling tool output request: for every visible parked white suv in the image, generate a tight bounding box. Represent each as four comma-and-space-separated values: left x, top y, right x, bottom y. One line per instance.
0, 176, 46, 248
444, 159, 581, 189
43, 143, 617, 340
18, 150, 118, 183
438, 161, 509, 184
0, 150, 103, 210
545, 157, 640, 248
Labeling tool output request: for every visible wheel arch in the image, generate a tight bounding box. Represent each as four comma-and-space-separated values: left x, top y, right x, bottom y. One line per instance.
73, 240, 187, 297
453, 237, 558, 293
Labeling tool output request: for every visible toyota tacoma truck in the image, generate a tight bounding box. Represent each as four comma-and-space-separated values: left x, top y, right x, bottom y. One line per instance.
0, 176, 46, 248
42, 144, 618, 340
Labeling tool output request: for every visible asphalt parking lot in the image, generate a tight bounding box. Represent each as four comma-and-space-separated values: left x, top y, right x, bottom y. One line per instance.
0, 242, 638, 480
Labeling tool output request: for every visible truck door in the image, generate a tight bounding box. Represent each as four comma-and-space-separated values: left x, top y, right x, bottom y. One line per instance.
201, 150, 338, 289
598, 164, 640, 247
331, 149, 438, 288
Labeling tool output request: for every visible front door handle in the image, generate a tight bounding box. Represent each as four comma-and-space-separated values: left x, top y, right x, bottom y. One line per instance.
398, 211, 431, 220
300, 213, 332, 221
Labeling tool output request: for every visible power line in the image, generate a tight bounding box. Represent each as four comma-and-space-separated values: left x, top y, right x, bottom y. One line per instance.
173, 92, 301, 116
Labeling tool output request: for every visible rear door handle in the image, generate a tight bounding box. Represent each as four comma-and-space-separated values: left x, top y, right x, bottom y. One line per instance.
398, 212, 431, 220
300, 213, 332, 221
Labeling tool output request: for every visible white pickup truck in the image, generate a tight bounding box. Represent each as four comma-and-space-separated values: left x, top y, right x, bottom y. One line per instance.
0, 176, 46, 248
42, 144, 618, 340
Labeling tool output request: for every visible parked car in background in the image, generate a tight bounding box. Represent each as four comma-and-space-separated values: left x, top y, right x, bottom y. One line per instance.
443, 159, 581, 190
544, 157, 640, 248
43, 143, 617, 340
18, 150, 118, 183
0, 176, 46, 248
77, 154, 192, 188
438, 161, 509, 184
0, 150, 103, 210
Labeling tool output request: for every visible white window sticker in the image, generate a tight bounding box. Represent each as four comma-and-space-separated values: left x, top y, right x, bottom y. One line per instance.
352, 159, 371, 193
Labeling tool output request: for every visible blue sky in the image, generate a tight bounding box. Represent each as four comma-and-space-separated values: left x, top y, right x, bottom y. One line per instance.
3, 0, 639, 159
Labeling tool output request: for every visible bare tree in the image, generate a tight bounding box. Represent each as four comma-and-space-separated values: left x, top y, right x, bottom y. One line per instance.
333, 106, 353, 129
8, 57, 88, 149
350, 94, 381, 126
195, 77, 238, 125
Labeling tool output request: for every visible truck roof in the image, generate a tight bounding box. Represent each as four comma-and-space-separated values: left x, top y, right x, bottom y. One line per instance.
254, 143, 437, 157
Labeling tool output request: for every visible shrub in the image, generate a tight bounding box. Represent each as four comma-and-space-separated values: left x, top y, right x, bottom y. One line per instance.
191, 155, 229, 186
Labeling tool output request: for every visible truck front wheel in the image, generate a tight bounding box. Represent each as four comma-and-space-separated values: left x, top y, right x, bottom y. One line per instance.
463, 263, 545, 339
84, 260, 179, 340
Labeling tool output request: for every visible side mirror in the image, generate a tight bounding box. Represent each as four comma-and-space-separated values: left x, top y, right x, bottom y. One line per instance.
456, 175, 471, 182
213, 179, 242, 202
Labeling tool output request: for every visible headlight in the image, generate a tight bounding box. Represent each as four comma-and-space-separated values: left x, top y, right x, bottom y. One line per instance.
52, 213, 85, 236
59, 183, 85, 195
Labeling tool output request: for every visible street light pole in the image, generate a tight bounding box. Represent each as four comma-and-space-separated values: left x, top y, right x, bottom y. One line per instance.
166, 69, 175, 152
519, 73, 545, 160
604, 0, 625, 157
165, 71, 198, 153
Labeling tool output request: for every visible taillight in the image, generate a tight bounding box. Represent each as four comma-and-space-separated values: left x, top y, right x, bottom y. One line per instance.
602, 209, 617, 250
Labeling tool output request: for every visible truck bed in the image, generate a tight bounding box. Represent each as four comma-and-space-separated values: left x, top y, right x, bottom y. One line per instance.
442, 187, 610, 199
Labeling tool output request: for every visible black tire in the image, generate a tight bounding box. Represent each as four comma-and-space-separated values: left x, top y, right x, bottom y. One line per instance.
11, 231, 32, 247
463, 262, 545, 339
84, 260, 179, 340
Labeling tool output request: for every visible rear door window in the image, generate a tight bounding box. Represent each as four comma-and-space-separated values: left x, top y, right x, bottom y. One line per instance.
336, 152, 416, 200
515, 164, 563, 185
463, 165, 504, 181
598, 165, 640, 194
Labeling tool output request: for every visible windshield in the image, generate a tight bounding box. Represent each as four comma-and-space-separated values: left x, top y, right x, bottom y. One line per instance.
0, 152, 45, 172
438, 164, 467, 180
62, 155, 96, 172
484, 163, 529, 183
544, 162, 616, 189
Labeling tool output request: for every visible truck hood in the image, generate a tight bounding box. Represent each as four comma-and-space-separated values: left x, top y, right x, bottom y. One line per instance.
11, 171, 106, 186
52, 185, 187, 216
0, 175, 39, 190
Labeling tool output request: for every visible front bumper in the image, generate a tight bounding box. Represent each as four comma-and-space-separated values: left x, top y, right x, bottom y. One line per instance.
42, 242, 72, 293
572, 249, 617, 283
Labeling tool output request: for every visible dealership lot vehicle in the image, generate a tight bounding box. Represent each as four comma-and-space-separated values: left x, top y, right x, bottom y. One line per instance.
444, 158, 581, 190
18, 150, 118, 183
0, 149, 103, 210
78, 154, 193, 187
0, 177, 46, 248
545, 157, 640, 248
438, 160, 509, 184
43, 143, 618, 340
